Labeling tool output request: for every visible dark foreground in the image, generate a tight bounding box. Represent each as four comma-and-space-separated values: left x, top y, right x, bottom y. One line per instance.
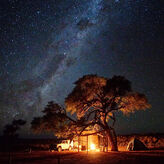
0, 151, 164, 164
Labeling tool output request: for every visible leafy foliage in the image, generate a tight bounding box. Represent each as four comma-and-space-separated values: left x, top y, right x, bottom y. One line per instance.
66, 75, 107, 116
31, 101, 77, 138
119, 92, 151, 115
66, 75, 151, 121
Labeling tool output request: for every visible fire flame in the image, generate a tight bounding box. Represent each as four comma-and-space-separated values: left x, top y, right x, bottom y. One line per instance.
90, 144, 96, 150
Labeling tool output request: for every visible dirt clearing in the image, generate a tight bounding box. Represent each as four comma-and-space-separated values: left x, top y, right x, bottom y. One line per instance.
0, 150, 164, 164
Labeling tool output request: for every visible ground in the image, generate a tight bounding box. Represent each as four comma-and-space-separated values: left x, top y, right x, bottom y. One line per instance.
0, 150, 164, 164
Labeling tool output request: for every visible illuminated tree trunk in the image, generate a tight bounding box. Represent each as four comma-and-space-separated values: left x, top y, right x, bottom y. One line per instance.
78, 135, 80, 152
87, 135, 88, 154
106, 129, 118, 151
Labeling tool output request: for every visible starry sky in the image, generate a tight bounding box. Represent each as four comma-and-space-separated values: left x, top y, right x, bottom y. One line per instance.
0, 0, 163, 136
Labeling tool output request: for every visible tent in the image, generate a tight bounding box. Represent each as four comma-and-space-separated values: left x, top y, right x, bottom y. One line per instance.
127, 138, 148, 151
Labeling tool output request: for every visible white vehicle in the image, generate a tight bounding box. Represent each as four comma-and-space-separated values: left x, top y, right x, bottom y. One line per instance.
57, 140, 73, 152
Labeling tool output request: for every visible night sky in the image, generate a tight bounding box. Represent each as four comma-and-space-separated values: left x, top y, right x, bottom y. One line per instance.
0, 0, 163, 136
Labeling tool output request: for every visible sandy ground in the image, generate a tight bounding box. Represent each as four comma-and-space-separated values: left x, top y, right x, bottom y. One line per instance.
0, 150, 164, 164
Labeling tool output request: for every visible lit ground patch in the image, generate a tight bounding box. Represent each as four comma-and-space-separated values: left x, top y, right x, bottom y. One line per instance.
0, 151, 164, 164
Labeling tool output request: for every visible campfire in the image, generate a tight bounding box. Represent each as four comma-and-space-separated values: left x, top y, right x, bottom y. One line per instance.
90, 143, 95, 150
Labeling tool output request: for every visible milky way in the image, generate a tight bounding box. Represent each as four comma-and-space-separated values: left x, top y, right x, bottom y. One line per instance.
0, 0, 163, 136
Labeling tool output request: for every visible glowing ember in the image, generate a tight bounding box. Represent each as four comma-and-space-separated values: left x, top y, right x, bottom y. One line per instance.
90, 144, 96, 150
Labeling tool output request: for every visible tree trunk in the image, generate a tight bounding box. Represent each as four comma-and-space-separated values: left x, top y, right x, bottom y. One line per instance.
78, 135, 80, 152
106, 129, 118, 151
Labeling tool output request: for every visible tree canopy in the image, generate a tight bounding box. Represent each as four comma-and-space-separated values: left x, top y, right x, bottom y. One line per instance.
65, 75, 151, 150
31, 101, 83, 138
66, 75, 150, 119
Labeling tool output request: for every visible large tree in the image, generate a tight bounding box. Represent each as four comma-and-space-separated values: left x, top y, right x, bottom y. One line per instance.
3, 119, 26, 153
65, 75, 151, 151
